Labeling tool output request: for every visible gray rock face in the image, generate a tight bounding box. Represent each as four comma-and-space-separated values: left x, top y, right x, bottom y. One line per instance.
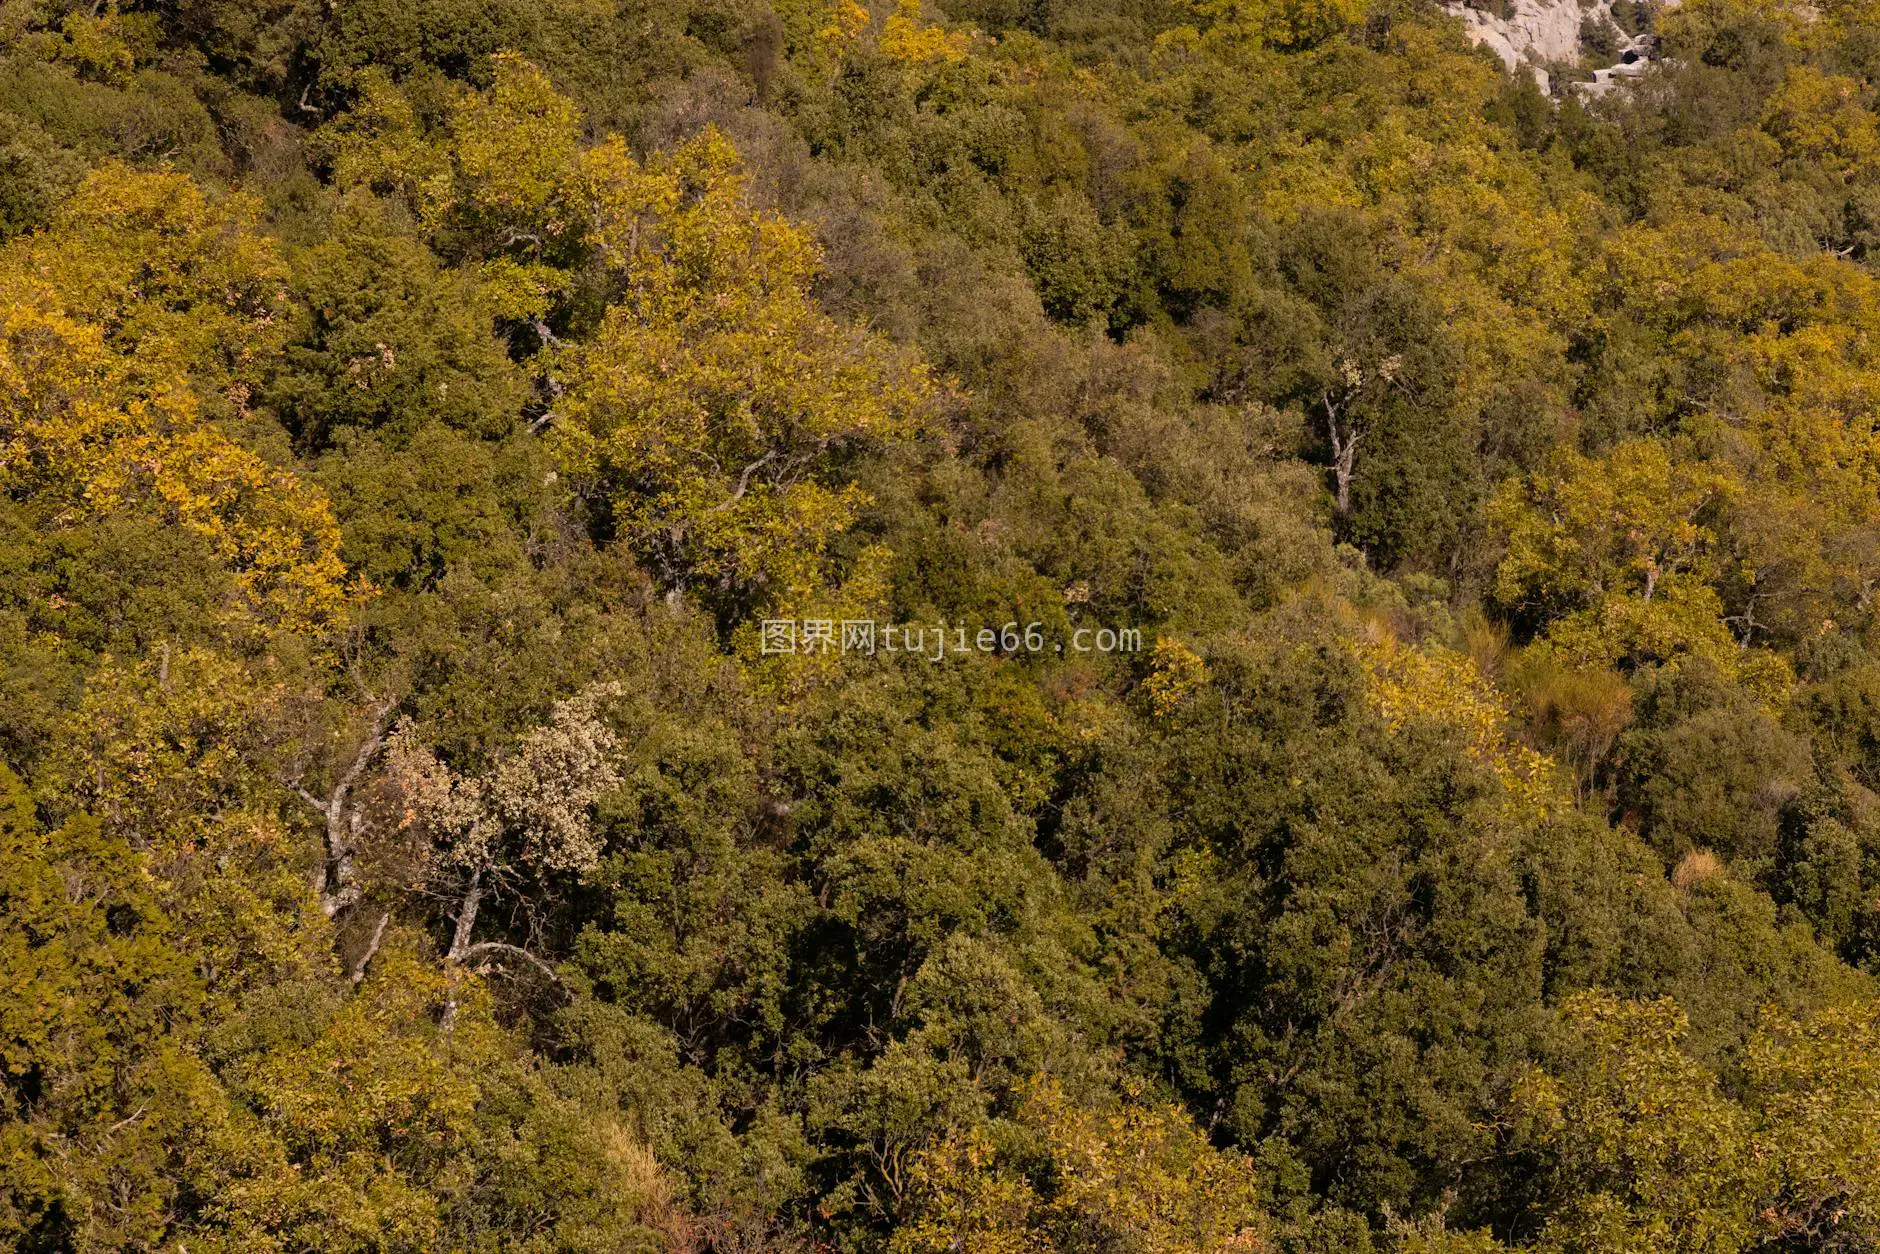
1440, 0, 1672, 96
1444, 0, 1586, 71
1574, 34, 1659, 94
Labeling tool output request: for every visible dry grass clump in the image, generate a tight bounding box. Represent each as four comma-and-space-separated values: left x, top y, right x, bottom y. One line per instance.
1506, 654, 1634, 799
1672, 848, 1724, 891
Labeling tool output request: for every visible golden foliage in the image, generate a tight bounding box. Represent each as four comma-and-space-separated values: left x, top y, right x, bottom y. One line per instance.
0, 166, 346, 630
1185, 0, 1369, 49
1492, 439, 1791, 698
1143, 636, 1209, 717
553, 128, 937, 606
879, 0, 975, 63
318, 57, 939, 609
1353, 630, 1561, 817
895, 1076, 1266, 1253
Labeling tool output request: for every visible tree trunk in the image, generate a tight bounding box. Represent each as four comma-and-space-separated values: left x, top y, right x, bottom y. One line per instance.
300, 698, 396, 920
1324, 392, 1360, 516
441, 867, 483, 1029
447, 867, 482, 964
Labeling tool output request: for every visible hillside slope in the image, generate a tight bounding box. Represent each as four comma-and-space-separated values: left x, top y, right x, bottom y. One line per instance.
6, 0, 1880, 1250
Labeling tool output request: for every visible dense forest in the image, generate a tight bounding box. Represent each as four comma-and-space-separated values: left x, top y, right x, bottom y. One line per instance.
15, 0, 1880, 1246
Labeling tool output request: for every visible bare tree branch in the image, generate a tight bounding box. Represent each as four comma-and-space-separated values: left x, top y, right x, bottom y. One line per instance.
454, 941, 568, 986
1324, 390, 1362, 516
702, 449, 778, 515
446, 866, 483, 964
348, 909, 391, 986
298, 697, 398, 918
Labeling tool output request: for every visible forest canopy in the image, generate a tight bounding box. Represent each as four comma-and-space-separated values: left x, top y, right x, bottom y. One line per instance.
9, 0, 1880, 1248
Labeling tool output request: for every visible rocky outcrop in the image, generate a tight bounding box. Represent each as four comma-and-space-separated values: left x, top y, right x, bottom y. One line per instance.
1445, 0, 1586, 72
1574, 33, 1660, 94
1441, 0, 1671, 96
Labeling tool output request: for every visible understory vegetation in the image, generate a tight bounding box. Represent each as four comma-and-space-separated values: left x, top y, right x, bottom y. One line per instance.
11, 0, 1880, 1247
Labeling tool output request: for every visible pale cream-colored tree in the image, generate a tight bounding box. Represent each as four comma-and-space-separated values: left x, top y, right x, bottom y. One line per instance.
387, 683, 623, 1009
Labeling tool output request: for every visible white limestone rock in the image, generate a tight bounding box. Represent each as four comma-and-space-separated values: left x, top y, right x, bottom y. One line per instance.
1440, 0, 1675, 96
1443, 0, 1588, 71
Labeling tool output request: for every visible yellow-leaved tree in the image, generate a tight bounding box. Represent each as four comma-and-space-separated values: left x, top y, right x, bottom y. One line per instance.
317, 54, 938, 614
1491, 439, 1790, 696
0, 164, 346, 631
1352, 627, 1561, 819
893, 1076, 1267, 1253
1482, 992, 1880, 1253
553, 128, 936, 611
1183, 0, 1367, 49
1578, 199, 1880, 650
